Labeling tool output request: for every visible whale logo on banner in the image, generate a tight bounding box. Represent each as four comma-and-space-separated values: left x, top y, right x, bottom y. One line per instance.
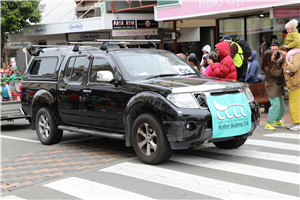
214, 101, 248, 120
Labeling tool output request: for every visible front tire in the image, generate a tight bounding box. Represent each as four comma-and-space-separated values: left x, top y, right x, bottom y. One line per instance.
213, 136, 247, 149
132, 113, 172, 164
36, 107, 63, 145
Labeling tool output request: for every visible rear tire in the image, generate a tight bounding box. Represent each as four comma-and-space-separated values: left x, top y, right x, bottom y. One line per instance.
36, 107, 63, 145
213, 137, 247, 149
132, 113, 172, 164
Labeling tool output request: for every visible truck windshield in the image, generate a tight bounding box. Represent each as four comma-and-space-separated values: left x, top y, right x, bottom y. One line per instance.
116, 52, 198, 80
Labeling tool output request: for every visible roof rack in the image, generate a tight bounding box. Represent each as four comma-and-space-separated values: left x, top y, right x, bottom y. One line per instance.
67, 41, 132, 51
94, 39, 161, 50
32, 39, 161, 55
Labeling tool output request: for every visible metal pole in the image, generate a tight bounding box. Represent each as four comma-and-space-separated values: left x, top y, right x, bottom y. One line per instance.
173, 21, 177, 54
23, 47, 28, 69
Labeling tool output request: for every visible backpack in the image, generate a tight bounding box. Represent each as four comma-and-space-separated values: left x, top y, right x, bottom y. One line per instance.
236, 38, 252, 58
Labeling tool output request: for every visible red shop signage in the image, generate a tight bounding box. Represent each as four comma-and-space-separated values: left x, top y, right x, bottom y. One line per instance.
273, 8, 300, 18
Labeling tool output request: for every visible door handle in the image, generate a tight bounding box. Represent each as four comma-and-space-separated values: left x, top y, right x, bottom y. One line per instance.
59, 88, 67, 92
83, 90, 92, 93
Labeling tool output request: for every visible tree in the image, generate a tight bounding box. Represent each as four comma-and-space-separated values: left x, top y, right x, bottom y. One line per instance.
1, 0, 42, 54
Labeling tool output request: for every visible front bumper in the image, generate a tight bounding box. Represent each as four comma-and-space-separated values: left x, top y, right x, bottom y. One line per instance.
163, 100, 260, 150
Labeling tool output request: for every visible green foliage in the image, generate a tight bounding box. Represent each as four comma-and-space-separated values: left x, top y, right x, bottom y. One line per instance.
1, 0, 42, 42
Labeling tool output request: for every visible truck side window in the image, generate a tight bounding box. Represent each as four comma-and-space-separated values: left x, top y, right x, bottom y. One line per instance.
29, 57, 58, 76
65, 56, 86, 82
90, 57, 114, 82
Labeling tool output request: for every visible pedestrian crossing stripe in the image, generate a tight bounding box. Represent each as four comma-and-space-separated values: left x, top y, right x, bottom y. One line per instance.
170, 155, 299, 184
263, 133, 300, 140
246, 139, 300, 151
44, 177, 154, 199
2, 133, 300, 200
200, 147, 300, 165
1, 195, 26, 199
100, 162, 298, 199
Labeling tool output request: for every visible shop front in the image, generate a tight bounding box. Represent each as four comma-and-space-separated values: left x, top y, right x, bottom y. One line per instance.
154, 0, 300, 65
219, 12, 300, 65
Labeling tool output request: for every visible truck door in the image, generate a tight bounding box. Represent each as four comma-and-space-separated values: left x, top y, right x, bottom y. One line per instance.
57, 55, 87, 125
82, 54, 130, 130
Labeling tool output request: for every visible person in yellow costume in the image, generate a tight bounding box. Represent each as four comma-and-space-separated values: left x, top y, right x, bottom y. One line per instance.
283, 19, 300, 74
279, 45, 300, 131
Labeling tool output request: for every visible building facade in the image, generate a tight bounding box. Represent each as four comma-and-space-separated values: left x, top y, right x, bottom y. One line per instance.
154, 0, 300, 65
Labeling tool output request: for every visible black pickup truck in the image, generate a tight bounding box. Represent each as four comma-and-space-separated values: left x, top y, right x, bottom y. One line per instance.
21, 42, 259, 164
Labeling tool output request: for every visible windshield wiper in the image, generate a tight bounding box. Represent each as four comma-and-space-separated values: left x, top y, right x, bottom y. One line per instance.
178, 73, 198, 76
145, 74, 178, 80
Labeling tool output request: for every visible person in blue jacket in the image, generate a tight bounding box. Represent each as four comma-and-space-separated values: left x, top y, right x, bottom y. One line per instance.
245, 50, 259, 83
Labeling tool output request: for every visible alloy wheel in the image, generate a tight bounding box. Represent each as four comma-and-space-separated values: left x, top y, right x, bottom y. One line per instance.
38, 114, 50, 139
137, 123, 157, 156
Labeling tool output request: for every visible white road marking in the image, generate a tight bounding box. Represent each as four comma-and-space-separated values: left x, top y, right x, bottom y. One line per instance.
100, 162, 298, 199
200, 147, 300, 165
44, 177, 154, 199
246, 139, 300, 151
0, 135, 40, 143
263, 133, 300, 140
170, 155, 299, 185
1, 195, 26, 199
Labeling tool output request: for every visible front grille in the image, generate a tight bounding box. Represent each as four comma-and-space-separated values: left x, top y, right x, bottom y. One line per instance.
210, 90, 241, 96
194, 90, 242, 109
194, 93, 208, 108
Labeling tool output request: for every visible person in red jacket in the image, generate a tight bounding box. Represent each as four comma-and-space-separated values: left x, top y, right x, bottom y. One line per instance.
211, 42, 237, 81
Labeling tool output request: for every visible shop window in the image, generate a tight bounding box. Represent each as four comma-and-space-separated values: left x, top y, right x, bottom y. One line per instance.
246, 14, 273, 62
29, 57, 58, 76
165, 42, 200, 59
219, 17, 245, 41
246, 15, 299, 72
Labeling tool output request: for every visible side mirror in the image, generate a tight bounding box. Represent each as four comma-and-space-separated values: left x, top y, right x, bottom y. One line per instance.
97, 71, 114, 82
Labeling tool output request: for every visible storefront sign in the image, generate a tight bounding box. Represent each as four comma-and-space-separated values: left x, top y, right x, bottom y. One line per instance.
112, 20, 136, 29
34, 27, 47, 34
145, 31, 181, 42
145, 28, 199, 43
24, 18, 101, 36
68, 23, 83, 31
137, 20, 158, 28
155, 0, 298, 21
68, 32, 110, 41
112, 29, 157, 37
4, 42, 38, 49
273, 8, 300, 17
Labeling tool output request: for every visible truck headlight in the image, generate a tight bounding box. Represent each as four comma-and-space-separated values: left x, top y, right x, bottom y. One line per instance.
244, 87, 254, 102
167, 93, 199, 108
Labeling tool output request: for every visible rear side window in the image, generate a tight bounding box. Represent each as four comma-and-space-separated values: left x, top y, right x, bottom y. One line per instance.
29, 57, 58, 76
65, 56, 86, 82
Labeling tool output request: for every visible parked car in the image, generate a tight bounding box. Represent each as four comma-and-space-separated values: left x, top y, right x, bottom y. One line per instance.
21, 41, 259, 164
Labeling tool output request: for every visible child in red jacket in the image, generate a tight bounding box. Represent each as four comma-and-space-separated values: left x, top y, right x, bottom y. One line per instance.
211, 42, 237, 81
